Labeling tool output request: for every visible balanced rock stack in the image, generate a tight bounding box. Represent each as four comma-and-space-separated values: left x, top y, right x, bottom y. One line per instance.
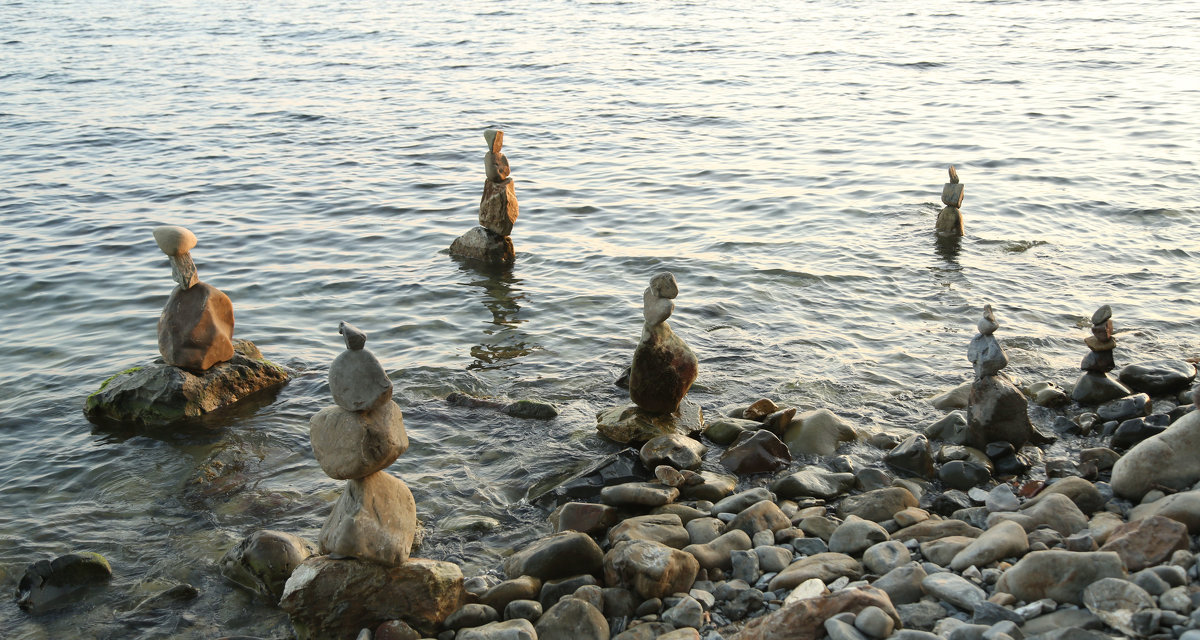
449, 129, 518, 265
1071, 304, 1132, 404
84, 226, 289, 424
965, 305, 1033, 449
630, 272, 699, 414
598, 273, 704, 445
310, 322, 416, 564
935, 165, 965, 237
280, 323, 464, 639
154, 225, 234, 371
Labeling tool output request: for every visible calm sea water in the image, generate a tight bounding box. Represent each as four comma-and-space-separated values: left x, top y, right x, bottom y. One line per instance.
2, 0, 1198, 636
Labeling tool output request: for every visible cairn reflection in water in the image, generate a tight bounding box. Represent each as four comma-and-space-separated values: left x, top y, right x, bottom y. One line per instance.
456, 262, 538, 370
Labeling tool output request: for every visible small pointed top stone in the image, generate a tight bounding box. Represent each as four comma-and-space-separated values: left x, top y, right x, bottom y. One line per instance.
339, 321, 367, 350
948, 166, 959, 184
153, 225, 197, 256
484, 129, 503, 154
977, 304, 999, 335
1091, 305, 1112, 325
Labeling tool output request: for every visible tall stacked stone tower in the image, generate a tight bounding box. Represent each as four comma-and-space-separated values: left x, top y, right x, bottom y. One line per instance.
450, 129, 519, 265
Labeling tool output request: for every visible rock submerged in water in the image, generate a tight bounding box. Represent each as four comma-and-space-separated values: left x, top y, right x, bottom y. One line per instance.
1118, 359, 1197, 396
84, 338, 290, 425
596, 400, 704, 445
449, 226, 516, 265
14, 551, 112, 613
781, 408, 859, 456
220, 529, 317, 601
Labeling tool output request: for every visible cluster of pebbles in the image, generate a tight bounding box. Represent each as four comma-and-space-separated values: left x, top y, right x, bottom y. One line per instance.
419, 308, 1200, 640
435, 394, 1200, 640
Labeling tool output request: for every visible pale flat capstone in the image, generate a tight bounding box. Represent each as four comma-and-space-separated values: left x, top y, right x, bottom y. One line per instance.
153, 225, 197, 256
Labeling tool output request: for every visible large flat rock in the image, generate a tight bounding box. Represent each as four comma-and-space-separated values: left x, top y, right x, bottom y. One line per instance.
84, 339, 289, 425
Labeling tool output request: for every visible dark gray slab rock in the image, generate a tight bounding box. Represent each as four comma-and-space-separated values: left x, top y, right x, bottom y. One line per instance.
1119, 360, 1197, 396
15, 552, 112, 613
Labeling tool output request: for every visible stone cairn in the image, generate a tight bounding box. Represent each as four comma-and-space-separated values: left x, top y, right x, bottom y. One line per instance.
84, 226, 290, 424
449, 129, 518, 265
310, 321, 416, 564
278, 323, 464, 638
936, 165, 965, 237
1071, 304, 1132, 404
965, 304, 1033, 450
596, 273, 704, 445
154, 225, 234, 371
629, 272, 699, 414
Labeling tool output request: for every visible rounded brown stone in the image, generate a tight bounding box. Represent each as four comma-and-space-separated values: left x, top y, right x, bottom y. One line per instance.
629, 325, 698, 414
157, 282, 234, 371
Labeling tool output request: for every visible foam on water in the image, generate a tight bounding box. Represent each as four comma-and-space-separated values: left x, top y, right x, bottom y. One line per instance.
1, 0, 1198, 635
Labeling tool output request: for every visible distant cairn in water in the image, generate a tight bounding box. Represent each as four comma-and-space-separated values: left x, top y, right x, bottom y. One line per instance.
936, 165, 965, 237
449, 128, 519, 265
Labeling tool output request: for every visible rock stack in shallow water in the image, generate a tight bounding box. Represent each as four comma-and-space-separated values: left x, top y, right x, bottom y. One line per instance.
936, 165, 965, 237
965, 305, 1033, 450
312, 322, 416, 563
449, 129, 518, 265
598, 273, 704, 445
1072, 304, 1132, 404
630, 272, 699, 414
84, 225, 288, 424
280, 323, 464, 639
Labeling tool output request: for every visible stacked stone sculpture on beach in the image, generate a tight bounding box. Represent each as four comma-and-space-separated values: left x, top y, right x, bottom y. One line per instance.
279, 323, 464, 639
84, 226, 289, 424
630, 272, 699, 414
1071, 304, 1132, 404
449, 129, 518, 265
965, 305, 1033, 449
310, 322, 416, 564
935, 165, 965, 237
154, 225, 234, 371
598, 273, 704, 444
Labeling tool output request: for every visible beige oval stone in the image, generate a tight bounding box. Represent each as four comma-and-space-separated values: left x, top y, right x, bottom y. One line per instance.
319, 471, 417, 566
153, 225, 197, 256
310, 401, 408, 480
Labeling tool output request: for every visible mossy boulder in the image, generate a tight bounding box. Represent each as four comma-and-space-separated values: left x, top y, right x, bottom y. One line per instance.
84, 339, 289, 425
15, 551, 112, 613
221, 529, 317, 601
